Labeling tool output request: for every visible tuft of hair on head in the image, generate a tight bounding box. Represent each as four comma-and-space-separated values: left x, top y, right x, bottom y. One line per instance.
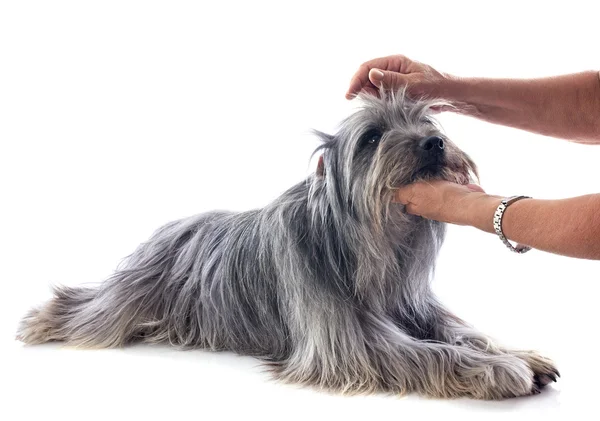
355, 86, 455, 120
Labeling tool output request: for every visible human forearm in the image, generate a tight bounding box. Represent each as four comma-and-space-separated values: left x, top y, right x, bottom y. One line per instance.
466, 193, 600, 259
439, 72, 600, 144
396, 181, 600, 260
347, 56, 600, 143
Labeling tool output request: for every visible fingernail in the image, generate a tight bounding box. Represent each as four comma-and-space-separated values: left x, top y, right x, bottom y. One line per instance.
369, 68, 384, 82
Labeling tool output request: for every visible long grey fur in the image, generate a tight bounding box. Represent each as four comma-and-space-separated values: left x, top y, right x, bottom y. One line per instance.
17, 90, 558, 399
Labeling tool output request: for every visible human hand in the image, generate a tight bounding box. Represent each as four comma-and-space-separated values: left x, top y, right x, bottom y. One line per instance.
345, 55, 451, 100
393, 180, 500, 232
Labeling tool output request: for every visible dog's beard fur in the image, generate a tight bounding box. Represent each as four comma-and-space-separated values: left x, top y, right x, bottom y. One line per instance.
17, 90, 558, 399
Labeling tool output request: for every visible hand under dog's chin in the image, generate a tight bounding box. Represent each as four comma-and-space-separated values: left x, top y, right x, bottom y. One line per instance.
443, 169, 471, 186
409, 166, 471, 186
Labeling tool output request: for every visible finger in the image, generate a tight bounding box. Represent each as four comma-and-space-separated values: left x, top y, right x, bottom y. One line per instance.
346, 64, 372, 100
429, 104, 455, 114
347, 81, 381, 100
369, 68, 409, 91
345, 57, 396, 99
361, 85, 380, 98
466, 183, 485, 193
392, 185, 414, 204
404, 203, 420, 216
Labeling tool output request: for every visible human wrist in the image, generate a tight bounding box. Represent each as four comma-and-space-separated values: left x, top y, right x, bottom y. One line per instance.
434, 73, 465, 104
435, 75, 486, 115
464, 193, 503, 233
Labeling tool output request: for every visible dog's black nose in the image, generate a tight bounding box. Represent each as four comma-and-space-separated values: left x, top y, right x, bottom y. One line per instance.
419, 136, 444, 154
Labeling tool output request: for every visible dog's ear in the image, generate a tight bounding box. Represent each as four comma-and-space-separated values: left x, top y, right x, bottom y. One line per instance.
316, 154, 326, 178
312, 130, 335, 145
311, 130, 335, 180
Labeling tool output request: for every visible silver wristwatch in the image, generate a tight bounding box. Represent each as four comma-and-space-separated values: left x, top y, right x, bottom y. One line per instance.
493, 195, 532, 254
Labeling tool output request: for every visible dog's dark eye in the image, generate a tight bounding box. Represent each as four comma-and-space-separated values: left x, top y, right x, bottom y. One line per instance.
360, 129, 382, 148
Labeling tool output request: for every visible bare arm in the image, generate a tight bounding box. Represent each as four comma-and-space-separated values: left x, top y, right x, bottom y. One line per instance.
441, 72, 600, 144
349, 55, 600, 258
346, 55, 600, 143
395, 182, 600, 260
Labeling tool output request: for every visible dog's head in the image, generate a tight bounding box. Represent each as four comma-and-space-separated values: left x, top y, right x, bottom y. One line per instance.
312, 90, 477, 225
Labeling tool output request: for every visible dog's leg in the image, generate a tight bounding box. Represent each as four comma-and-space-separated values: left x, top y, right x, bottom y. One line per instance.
17, 265, 169, 348
17, 218, 200, 348
367, 314, 543, 399
429, 302, 559, 391
269, 300, 381, 394
17, 285, 98, 345
270, 300, 540, 399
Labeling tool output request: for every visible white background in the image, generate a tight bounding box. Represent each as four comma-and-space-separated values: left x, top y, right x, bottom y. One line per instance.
1, 1, 599, 420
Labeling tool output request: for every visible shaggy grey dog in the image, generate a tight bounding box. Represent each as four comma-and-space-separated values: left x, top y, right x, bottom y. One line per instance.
18, 91, 558, 399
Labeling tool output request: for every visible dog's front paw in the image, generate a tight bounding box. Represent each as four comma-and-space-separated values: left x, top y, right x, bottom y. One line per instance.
455, 354, 536, 400
487, 357, 536, 399
516, 351, 559, 391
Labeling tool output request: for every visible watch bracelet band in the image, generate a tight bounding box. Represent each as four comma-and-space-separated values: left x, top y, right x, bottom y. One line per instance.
492, 195, 532, 254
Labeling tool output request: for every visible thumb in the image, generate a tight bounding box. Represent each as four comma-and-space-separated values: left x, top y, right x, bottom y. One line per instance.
369, 68, 408, 90
392, 184, 415, 204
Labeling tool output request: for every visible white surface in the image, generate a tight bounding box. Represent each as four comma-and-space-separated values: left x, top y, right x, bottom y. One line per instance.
1, 1, 599, 420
